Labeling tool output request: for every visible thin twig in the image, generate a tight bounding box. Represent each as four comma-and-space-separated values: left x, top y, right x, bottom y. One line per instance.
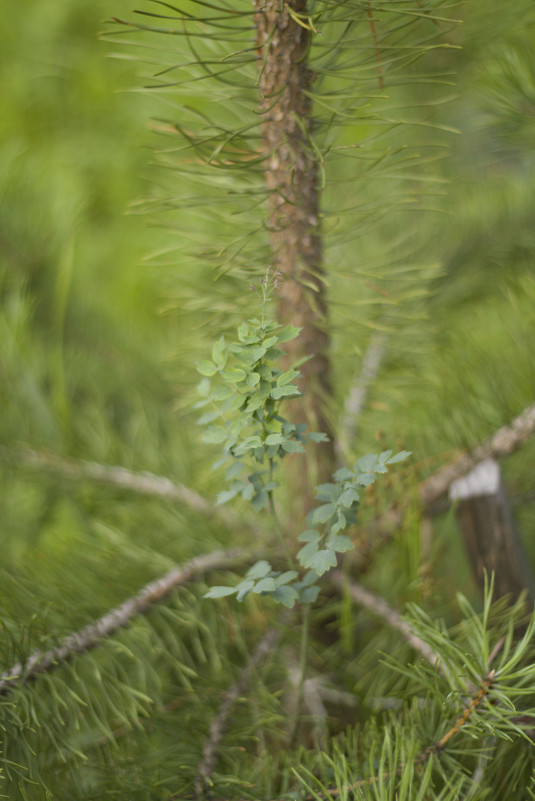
364, 404, 535, 546
285, 666, 329, 750
337, 331, 386, 462
289, 603, 311, 748
193, 620, 288, 799
0, 548, 246, 696
431, 671, 495, 752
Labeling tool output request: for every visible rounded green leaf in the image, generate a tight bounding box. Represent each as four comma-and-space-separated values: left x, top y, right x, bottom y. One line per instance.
355, 454, 379, 472
306, 548, 337, 575
220, 367, 247, 382
339, 488, 359, 508
314, 483, 340, 502
246, 372, 261, 388
297, 540, 320, 566
220, 394, 245, 414
246, 560, 272, 580
237, 322, 250, 343
211, 385, 234, 401
252, 577, 277, 594
276, 324, 301, 343
242, 483, 255, 501
281, 441, 305, 454
203, 425, 228, 444
276, 571, 299, 586
306, 432, 329, 443
212, 336, 226, 366
356, 473, 377, 487
277, 369, 300, 386
245, 393, 266, 413
225, 462, 244, 480
216, 488, 240, 505
251, 489, 269, 511
328, 534, 354, 553
272, 585, 299, 608
300, 570, 319, 587
378, 450, 393, 463
330, 511, 348, 534
204, 586, 237, 599
257, 364, 273, 380
236, 579, 256, 602
271, 385, 301, 399
310, 503, 337, 525
333, 467, 353, 481
386, 450, 412, 464
241, 345, 267, 363
197, 378, 212, 397
197, 360, 218, 377
300, 585, 320, 604
265, 433, 285, 445
298, 529, 320, 543
197, 410, 220, 426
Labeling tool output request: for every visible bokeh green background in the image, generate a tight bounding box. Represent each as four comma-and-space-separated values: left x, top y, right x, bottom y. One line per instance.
1, 1, 535, 797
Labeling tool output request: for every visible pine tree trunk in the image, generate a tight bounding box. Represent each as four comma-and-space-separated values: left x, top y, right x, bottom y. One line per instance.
255, 1, 335, 512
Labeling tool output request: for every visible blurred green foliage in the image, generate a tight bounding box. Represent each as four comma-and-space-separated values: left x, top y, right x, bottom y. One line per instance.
1, 0, 535, 797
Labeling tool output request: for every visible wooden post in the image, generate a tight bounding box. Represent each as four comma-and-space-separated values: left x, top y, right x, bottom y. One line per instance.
449, 458, 535, 606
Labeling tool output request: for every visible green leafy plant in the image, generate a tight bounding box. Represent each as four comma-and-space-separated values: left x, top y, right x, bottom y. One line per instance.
199, 273, 410, 607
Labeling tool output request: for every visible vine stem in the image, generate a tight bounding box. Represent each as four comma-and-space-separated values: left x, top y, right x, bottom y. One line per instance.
265, 457, 308, 747
267, 457, 296, 569
290, 602, 310, 748
268, 490, 296, 569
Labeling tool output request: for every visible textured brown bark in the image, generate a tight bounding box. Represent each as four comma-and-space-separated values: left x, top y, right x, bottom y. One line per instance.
255, 1, 335, 512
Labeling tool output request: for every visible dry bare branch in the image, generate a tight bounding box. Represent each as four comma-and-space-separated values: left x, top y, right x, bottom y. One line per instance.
362, 403, 535, 548
337, 332, 386, 462
194, 622, 286, 798
2, 447, 214, 513
420, 403, 535, 509
0, 548, 246, 696
9, 405, 533, 533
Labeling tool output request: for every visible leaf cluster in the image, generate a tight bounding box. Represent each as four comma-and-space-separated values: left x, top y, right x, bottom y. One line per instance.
298, 450, 411, 576
195, 314, 327, 511
204, 558, 319, 609
201, 313, 410, 607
